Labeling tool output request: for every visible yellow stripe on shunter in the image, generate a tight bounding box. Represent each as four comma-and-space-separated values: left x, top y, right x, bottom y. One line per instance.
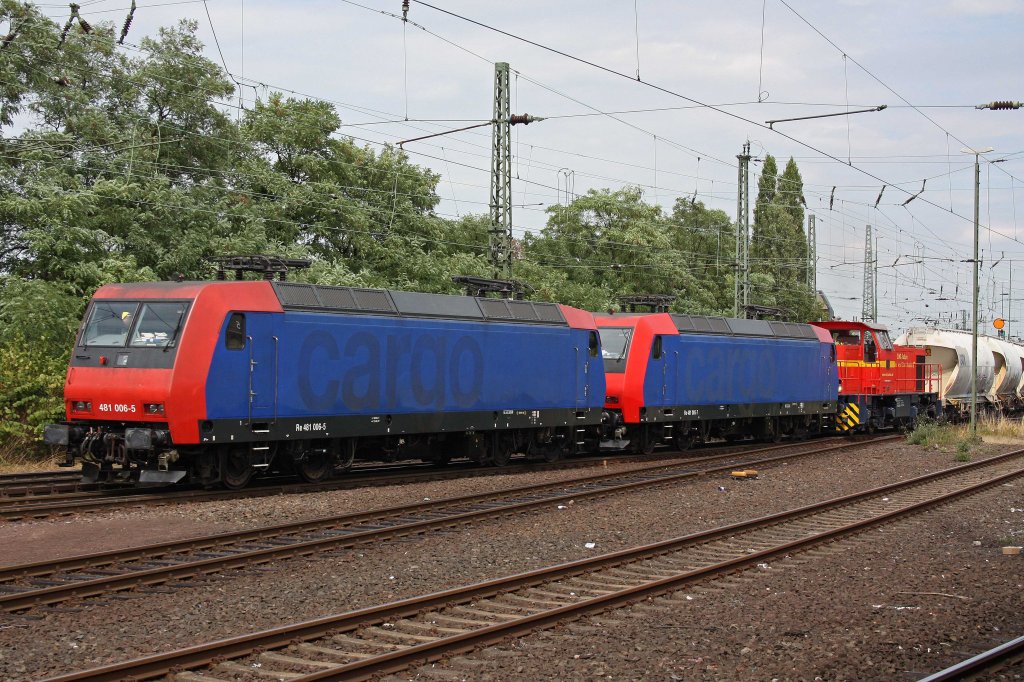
848, 403, 860, 416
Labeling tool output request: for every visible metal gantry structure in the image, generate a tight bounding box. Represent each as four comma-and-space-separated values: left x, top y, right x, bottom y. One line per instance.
862, 224, 876, 323
734, 141, 752, 318
489, 62, 513, 280
807, 213, 816, 292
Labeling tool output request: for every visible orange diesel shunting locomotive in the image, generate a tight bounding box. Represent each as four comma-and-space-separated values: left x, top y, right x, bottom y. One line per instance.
810, 320, 941, 432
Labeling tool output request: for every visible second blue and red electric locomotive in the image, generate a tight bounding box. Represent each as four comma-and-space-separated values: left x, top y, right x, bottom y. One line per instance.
595, 312, 838, 451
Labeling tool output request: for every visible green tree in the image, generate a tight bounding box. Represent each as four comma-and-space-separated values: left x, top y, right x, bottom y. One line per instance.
668, 198, 735, 315
749, 154, 816, 320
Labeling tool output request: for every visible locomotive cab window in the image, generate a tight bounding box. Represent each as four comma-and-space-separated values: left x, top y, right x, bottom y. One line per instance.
599, 327, 633, 374
226, 313, 246, 350
588, 331, 599, 358
877, 331, 894, 351
129, 302, 189, 348
651, 335, 663, 360
81, 301, 140, 347
832, 330, 861, 346
864, 332, 877, 362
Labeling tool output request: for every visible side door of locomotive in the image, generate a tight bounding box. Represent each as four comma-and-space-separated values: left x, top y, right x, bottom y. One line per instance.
579, 330, 600, 409
651, 335, 675, 404
244, 313, 279, 426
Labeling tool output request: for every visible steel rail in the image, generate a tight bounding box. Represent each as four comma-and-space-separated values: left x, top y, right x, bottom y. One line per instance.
0, 471, 88, 497
918, 633, 1024, 681
37, 448, 1024, 682
0, 471, 80, 484
0, 437, 861, 521
0, 438, 882, 611
0, 454, 626, 520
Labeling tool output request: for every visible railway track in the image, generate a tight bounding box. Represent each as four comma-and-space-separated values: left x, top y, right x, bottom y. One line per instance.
0, 437, 865, 521
919, 633, 1024, 681
0, 437, 890, 612
37, 446, 1024, 682
0, 470, 90, 497
0, 456, 612, 521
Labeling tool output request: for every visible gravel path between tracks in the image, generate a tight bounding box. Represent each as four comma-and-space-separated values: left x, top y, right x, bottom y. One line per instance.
0, 439, 1021, 680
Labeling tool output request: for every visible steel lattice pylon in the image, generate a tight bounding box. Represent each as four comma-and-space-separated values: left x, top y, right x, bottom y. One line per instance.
862, 224, 876, 322
489, 62, 512, 279
807, 213, 816, 292
735, 141, 751, 318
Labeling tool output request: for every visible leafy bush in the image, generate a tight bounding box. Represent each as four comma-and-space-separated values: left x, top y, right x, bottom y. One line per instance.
0, 279, 82, 452
0, 334, 70, 445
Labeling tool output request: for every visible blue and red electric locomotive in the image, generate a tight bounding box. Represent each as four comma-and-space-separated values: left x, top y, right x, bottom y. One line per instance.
595, 312, 838, 451
44, 276, 606, 487
44, 267, 942, 487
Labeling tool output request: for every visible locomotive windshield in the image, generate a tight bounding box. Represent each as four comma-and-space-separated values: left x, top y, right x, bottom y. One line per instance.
82, 301, 189, 348
599, 327, 633, 373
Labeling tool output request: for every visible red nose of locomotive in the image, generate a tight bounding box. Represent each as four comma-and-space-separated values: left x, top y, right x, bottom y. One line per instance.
44, 296, 192, 478
65, 364, 173, 423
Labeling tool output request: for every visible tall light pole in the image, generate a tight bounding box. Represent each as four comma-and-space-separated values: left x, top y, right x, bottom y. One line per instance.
961, 145, 994, 439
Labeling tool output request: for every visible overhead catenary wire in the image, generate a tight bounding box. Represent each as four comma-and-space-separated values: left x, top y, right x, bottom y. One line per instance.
2, 6, 1012, 320
405, 0, 996, 228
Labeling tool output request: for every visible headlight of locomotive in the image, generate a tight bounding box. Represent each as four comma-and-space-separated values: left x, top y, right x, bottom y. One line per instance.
71, 401, 92, 413
144, 403, 165, 416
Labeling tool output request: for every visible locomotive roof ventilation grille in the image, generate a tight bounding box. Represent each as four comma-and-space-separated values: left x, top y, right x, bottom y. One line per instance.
272, 282, 565, 324
672, 314, 731, 335
671, 314, 816, 339
477, 298, 515, 319
769, 321, 818, 339
477, 298, 565, 324
275, 282, 321, 308
272, 282, 397, 314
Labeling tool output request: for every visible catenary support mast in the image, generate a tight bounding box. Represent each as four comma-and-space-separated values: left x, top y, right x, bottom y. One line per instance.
735, 141, 751, 318
862, 224, 876, 322
489, 62, 512, 279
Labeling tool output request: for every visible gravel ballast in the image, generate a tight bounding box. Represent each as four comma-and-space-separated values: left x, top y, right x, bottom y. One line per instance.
0, 439, 1020, 680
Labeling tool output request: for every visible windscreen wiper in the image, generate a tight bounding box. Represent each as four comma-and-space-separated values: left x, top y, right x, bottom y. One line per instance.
163, 308, 187, 352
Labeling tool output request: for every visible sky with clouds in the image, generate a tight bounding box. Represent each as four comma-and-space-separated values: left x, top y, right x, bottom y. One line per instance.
28, 0, 1024, 333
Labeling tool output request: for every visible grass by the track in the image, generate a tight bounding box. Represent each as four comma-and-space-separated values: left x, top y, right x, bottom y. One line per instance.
0, 443, 61, 474
908, 414, 1024, 460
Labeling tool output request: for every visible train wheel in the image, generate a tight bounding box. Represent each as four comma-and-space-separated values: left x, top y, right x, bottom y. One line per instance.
491, 433, 514, 467
542, 449, 563, 463
221, 446, 254, 490
674, 431, 696, 451
336, 438, 356, 473
297, 449, 331, 483
638, 426, 657, 455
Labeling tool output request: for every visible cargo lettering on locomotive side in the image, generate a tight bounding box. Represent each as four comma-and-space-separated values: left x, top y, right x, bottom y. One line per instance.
297, 330, 485, 412
683, 347, 777, 403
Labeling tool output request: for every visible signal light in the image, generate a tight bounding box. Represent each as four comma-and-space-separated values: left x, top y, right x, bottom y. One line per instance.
144, 403, 165, 416
71, 401, 91, 413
